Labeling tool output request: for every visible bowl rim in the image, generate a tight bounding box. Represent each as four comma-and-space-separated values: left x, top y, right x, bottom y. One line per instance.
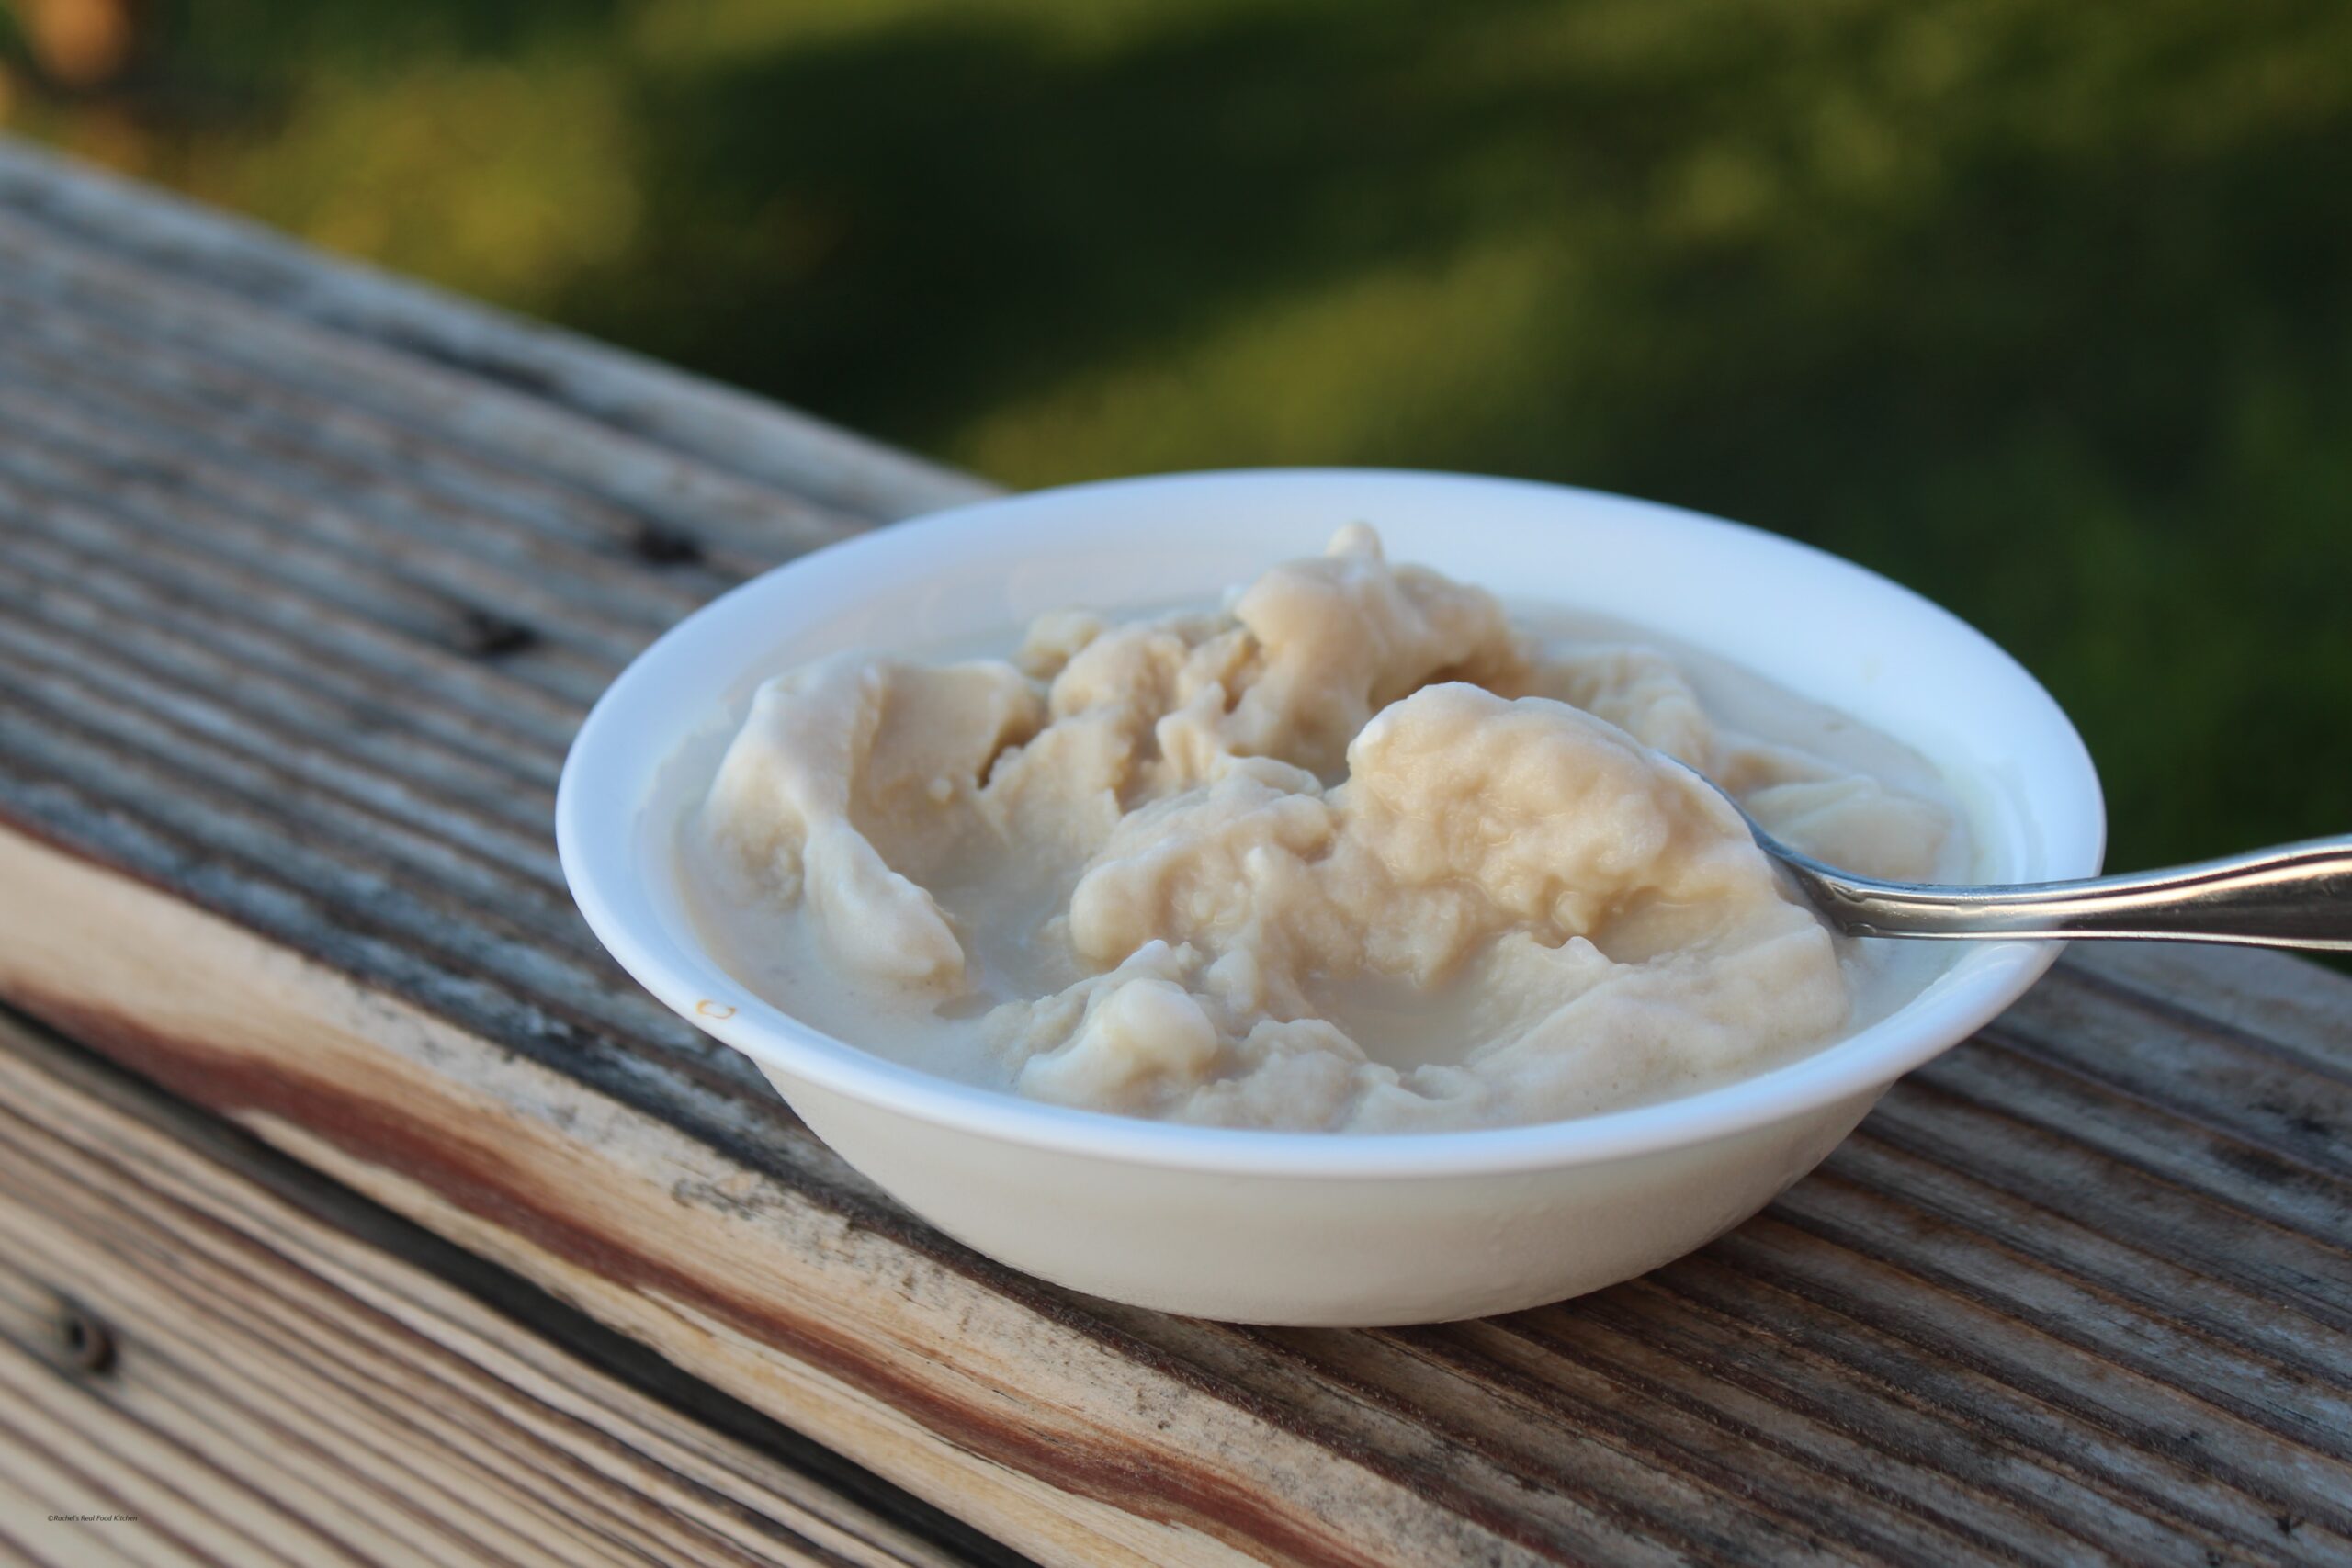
557, 468, 2104, 1179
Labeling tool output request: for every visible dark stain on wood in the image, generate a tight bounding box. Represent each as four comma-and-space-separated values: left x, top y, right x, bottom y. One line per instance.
450, 606, 540, 660
2212, 1144, 2304, 1190
367, 322, 567, 401
51, 1295, 118, 1375
631, 522, 707, 567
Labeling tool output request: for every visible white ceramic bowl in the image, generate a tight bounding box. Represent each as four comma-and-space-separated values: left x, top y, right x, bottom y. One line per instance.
558, 469, 2102, 1325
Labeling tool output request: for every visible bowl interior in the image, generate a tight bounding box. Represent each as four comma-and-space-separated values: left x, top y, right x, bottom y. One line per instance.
558, 469, 2104, 1176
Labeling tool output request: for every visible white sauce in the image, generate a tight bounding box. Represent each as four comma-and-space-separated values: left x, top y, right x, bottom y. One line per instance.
680, 527, 1969, 1132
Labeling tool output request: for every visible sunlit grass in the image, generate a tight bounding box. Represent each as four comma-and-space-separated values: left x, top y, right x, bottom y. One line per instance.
194, 55, 639, 308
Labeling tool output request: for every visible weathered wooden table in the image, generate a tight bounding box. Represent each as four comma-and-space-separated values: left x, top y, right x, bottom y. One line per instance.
1, 137, 2346, 1567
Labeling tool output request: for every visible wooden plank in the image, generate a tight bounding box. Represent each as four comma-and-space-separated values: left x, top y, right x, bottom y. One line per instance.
1, 136, 2348, 1563
0, 1009, 1015, 1568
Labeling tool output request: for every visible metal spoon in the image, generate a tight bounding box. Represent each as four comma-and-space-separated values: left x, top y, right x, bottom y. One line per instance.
1698, 782, 2352, 951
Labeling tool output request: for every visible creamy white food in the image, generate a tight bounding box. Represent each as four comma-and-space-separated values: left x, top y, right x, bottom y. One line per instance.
684, 526, 1963, 1133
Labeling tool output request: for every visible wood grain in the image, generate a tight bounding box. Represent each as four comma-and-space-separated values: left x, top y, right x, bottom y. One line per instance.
0, 1010, 1017, 1568
1, 134, 2348, 1565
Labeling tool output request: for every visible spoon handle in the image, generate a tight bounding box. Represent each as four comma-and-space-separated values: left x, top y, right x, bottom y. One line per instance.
1781, 836, 2352, 951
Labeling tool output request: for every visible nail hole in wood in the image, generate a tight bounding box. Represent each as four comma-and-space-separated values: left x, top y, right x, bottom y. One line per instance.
56, 1300, 116, 1375
631, 523, 705, 566
454, 608, 539, 659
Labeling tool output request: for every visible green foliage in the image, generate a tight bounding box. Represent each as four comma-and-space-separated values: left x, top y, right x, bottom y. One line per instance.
11, 0, 2350, 872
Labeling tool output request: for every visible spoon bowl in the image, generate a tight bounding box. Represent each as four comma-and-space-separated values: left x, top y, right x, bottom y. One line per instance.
1698, 772, 2352, 953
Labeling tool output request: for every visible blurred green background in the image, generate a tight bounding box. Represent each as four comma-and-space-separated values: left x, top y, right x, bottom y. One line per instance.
6, 0, 2348, 876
